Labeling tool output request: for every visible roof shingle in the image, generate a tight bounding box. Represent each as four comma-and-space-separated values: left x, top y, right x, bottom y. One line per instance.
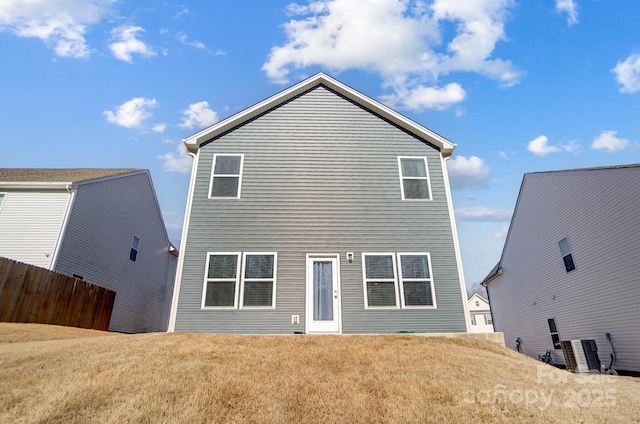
0, 169, 141, 183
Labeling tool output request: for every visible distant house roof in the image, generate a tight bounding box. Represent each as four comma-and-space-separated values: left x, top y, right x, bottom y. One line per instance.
468, 293, 489, 303
183, 72, 457, 157
0, 168, 141, 184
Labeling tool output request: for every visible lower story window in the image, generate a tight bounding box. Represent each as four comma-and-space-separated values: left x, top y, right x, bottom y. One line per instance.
202, 252, 276, 309
548, 318, 561, 349
398, 253, 435, 307
362, 254, 399, 308
362, 252, 437, 309
485, 313, 493, 325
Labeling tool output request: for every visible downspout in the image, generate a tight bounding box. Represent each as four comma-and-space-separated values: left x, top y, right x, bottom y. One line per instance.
49, 184, 76, 271
481, 266, 502, 333
441, 155, 472, 333
167, 148, 199, 332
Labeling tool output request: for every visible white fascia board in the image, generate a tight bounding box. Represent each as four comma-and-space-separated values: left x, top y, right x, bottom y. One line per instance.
0, 182, 72, 190
184, 73, 456, 157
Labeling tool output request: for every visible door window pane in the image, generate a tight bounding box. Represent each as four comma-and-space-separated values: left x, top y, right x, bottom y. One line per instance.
313, 261, 333, 320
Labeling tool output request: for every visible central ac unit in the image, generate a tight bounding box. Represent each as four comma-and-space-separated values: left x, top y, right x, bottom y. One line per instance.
560, 339, 601, 374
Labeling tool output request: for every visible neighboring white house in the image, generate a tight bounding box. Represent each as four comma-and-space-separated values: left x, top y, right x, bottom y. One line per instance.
169, 73, 470, 334
0, 168, 178, 333
468, 293, 494, 333
483, 164, 640, 373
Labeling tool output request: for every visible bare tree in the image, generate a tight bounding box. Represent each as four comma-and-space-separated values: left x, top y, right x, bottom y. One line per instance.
466, 281, 487, 299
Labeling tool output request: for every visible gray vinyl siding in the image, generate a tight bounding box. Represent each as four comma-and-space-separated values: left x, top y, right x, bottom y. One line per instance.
54, 172, 177, 333
0, 190, 70, 269
174, 86, 466, 334
488, 167, 640, 372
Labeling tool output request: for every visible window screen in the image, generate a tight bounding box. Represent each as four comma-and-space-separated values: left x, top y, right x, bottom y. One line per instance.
363, 255, 397, 307
399, 157, 431, 200
210, 155, 243, 198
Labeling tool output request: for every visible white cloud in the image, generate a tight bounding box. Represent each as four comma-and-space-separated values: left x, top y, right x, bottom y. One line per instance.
109, 25, 156, 63
527, 135, 579, 156
160, 143, 192, 174
179, 101, 218, 129
527, 135, 560, 156
498, 151, 508, 159
381, 83, 466, 111
556, 0, 578, 26
591, 130, 629, 151
612, 52, 640, 94
494, 224, 509, 238
103, 97, 157, 128
0, 0, 113, 58
177, 32, 206, 49
263, 0, 520, 111
152, 123, 166, 133
455, 207, 512, 222
447, 155, 491, 190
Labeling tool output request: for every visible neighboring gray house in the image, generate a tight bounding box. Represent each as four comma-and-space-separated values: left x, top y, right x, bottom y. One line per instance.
0, 169, 178, 333
483, 165, 640, 373
169, 73, 470, 334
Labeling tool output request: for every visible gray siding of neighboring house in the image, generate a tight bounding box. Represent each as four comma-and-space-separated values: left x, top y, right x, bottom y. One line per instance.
54, 172, 177, 333
488, 167, 640, 372
174, 86, 466, 334
0, 189, 70, 269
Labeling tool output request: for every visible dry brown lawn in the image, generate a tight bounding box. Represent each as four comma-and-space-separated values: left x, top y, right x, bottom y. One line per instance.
0, 323, 639, 423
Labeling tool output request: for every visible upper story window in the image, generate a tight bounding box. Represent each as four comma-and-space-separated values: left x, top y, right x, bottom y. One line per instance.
0, 193, 5, 210
475, 300, 480, 307
398, 157, 432, 200
558, 237, 575, 272
209, 154, 244, 198
129, 236, 140, 262
203, 252, 277, 309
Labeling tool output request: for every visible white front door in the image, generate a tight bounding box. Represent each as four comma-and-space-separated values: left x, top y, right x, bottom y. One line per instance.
305, 254, 341, 334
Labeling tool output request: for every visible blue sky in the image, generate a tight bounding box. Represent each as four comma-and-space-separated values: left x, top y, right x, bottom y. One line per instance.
1, 0, 639, 288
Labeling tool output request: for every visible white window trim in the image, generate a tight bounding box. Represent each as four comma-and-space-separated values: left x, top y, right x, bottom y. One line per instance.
201, 252, 241, 309
0, 193, 5, 212
239, 252, 277, 309
362, 252, 400, 309
397, 252, 437, 309
129, 235, 141, 262
484, 313, 493, 325
559, 236, 576, 272
208, 153, 245, 199
397, 156, 433, 201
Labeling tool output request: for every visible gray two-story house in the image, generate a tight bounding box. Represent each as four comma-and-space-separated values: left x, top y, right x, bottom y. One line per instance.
169, 73, 470, 334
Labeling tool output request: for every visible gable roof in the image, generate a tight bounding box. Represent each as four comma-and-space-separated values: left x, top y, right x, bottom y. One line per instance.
183, 73, 457, 156
468, 293, 489, 304
0, 168, 140, 184
482, 163, 640, 286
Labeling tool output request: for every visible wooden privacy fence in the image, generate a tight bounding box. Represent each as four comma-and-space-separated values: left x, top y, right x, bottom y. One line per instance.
0, 257, 115, 331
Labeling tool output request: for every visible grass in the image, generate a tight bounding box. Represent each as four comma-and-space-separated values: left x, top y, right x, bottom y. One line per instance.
1, 324, 639, 423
